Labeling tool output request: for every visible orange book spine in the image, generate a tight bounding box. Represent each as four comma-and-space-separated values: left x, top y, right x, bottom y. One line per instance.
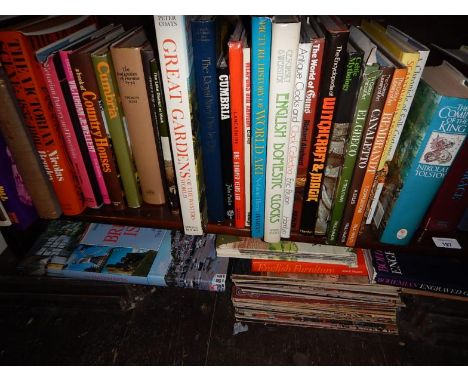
346, 67, 407, 247
0, 32, 85, 215
251, 249, 368, 275
228, 41, 245, 228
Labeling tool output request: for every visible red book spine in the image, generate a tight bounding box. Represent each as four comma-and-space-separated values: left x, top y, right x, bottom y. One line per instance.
291, 36, 325, 232
0, 32, 85, 215
228, 40, 245, 228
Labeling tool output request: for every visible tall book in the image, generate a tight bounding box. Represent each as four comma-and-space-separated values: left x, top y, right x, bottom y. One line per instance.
419, 140, 468, 237
314, 40, 364, 236
191, 17, 225, 222
326, 34, 381, 244
92, 36, 143, 208
376, 62, 468, 245
69, 26, 126, 209
217, 54, 235, 222
338, 56, 394, 245
0, 133, 38, 229
264, 16, 301, 243
299, 16, 349, 234
0, 64, 61, 219
243, 46, 251, 227
291, 19, 325, 233
0, 16, 94, 215
250, 16, 272, 237
281, 21, 313, 239
228, 21, 246, 228
360, 21, 427, 225
37, 25, 103, 209
155, 15, 207, 235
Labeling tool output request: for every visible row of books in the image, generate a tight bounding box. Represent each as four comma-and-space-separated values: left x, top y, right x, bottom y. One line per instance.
0, 16, 467, 248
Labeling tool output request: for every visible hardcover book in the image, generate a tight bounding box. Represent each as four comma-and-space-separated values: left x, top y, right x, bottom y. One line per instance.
281, 21, 313, 239
250, 16, 272, 237
191, 16, 226, 222
264, 16, 301, 243
110, 27, 166, 206
243, 46, 251, 227
376, 62, 468, 245
300, 16, 349, 235
155, 15, 207, 235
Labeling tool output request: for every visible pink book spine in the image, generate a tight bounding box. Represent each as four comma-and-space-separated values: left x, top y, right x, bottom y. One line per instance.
59, 50, 111, 205
42, 54, 99, 208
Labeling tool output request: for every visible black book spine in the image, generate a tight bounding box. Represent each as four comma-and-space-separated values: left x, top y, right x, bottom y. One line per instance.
300, 26, 349, 235
217, 62, 235, 222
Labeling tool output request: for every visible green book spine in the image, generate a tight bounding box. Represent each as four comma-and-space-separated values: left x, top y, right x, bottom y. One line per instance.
92, 52, 142, 208
326, 64, 381, 243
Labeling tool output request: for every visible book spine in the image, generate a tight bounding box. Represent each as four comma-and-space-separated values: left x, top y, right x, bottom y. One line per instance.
228, 39, 246, 228
155, 15, 206, 235
149, 57, 179, 211
251, 259, 368, 275
191, 19, 225, 222
217, 63, 235, 222
291, 37, 325, 232
41, 55, 99, 208
0, 133, 38, 229
299, 28, 349, 234
326, 65, 381, 243
314, 49, 363, 235
264, 20, 301, 243
379, 84, 468, 245
60, 50, 111, 205
346, 68, 407, 247
251, 16, 272, 237
0, 66, 61, 219
243, 47, 251, 227
421, 140, 468, 235
0, 32, 85, 215
92, 52, 142, 208
281, 42, 312, 238
69, 52, 125, 209
338, 67, 393, 245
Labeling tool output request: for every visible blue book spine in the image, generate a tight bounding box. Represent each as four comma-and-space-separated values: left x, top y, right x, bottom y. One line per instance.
250, 16, 272, 238
191, 18, 225, 222
380, 82, 468, 245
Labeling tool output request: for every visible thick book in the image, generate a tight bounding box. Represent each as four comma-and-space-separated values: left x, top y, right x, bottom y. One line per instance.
92, 39, 143, 208
281, 22, 313, 239
37, 25, 102, 209
291, 19, 325, 233
155, 15, 207, 235
326, 44, 382, 244
0, 64, 61, 219
110, 27, 166, 206
217, 54, 235, 222
419, 140, 468, 236
366, 249, 468, 298
191, 16, 226, 222
243, 46, 251, 227
264, 16, 301, 243
69, 26, 126, 209
338, 63, 394, 245
250, 16, 272, 237
228, 21, 246, 229
314, 40, 364, 236
299, 16, 349, 235
0, 16, 93, 215
376, 62, 468, 245
0, 133, 38, 229
251, 248, 368, 276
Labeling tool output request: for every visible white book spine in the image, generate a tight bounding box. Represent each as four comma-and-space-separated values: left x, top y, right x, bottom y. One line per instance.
243, 47, 251, 227
263, 20, 301, 243
280, 41, 312, 239
154, 15, 204, 235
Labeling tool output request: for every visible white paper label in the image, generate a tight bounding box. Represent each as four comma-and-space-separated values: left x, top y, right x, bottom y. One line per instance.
432, 237, 462, 250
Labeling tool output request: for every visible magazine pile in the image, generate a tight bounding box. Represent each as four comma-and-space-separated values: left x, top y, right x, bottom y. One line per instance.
219, 236, 403, 334
18, 220, 228, 292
